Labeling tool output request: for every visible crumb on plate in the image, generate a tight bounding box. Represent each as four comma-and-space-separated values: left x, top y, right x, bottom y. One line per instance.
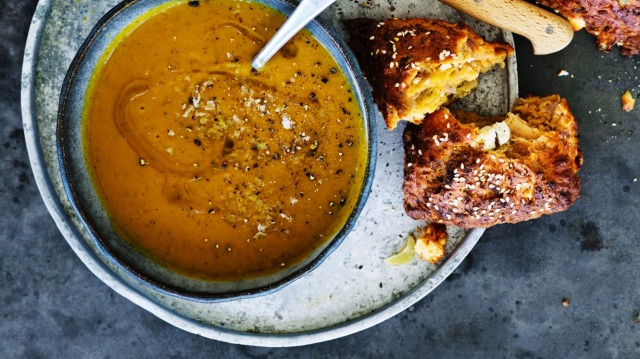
622, 90, 635, 112
415, 222, 448, 264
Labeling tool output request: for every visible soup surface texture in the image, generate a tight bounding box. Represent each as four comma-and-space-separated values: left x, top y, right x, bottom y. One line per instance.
85, 0, 366, 280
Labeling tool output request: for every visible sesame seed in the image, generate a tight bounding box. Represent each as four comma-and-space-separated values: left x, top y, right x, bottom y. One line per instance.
369, 36, 375, 40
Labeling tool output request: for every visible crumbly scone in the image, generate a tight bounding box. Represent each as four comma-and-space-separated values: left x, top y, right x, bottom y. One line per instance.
345, 18, 514, 130
536, 0, 640, 56
402, 95, 583, 228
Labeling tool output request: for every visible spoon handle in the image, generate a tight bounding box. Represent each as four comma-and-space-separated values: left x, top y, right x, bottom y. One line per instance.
251, 0, 337, 69
439, 0, 574, 55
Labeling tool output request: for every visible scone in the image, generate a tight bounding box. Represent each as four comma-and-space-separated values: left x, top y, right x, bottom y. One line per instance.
536, 0, 640, 56
345, 18, 514, 130
402, 95, 583, 228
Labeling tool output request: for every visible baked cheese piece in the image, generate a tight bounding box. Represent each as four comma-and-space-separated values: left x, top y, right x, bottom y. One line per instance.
346, 18, 514, 130
402, 95, 583, 228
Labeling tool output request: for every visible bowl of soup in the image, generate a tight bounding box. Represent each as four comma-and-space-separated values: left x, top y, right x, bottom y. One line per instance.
57, 0, 376, 301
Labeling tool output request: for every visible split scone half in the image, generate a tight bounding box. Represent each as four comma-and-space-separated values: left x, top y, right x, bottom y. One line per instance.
402, 95, 583, 228
346, 18, 514, 130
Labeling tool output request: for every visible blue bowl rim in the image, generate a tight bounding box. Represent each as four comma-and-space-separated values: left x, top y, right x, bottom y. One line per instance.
57, 0, 378, 302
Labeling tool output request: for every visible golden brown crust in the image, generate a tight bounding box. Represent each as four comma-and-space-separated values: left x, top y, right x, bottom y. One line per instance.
537, 0, 640, 56
402, 95, 583, 228
345, 18, 513, 130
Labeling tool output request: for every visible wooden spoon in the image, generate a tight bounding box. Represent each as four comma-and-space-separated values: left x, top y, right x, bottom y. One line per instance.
440, 0, 574, 55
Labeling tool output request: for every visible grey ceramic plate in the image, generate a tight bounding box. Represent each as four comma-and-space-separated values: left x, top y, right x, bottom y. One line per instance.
22, 0, 517, 347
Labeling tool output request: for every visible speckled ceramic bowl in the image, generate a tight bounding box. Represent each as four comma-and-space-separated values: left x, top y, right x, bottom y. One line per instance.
57, 0, 376, 301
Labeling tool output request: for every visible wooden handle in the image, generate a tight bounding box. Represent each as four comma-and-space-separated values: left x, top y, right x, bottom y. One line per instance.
440, 0, 574, 55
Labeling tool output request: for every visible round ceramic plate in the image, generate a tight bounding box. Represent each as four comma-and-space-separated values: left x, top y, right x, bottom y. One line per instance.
22, 0, 517, 347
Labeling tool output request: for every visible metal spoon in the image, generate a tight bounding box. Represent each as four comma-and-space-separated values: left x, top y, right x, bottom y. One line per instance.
252, 0, 574, 70
251, 0, 336, 70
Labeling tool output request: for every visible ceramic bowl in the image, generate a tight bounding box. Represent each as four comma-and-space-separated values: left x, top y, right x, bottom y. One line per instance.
57, 0, 376, 302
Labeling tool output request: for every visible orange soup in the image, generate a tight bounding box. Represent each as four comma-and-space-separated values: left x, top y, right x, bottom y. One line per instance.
84, 0, 367, 280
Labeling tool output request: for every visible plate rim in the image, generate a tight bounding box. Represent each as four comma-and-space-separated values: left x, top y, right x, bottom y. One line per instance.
21, 0, 516, 347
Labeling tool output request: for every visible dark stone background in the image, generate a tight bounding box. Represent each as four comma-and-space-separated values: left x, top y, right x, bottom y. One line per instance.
2, 0, 639, 357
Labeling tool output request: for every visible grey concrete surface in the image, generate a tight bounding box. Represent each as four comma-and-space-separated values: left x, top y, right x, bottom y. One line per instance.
2, 0, 640, 357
